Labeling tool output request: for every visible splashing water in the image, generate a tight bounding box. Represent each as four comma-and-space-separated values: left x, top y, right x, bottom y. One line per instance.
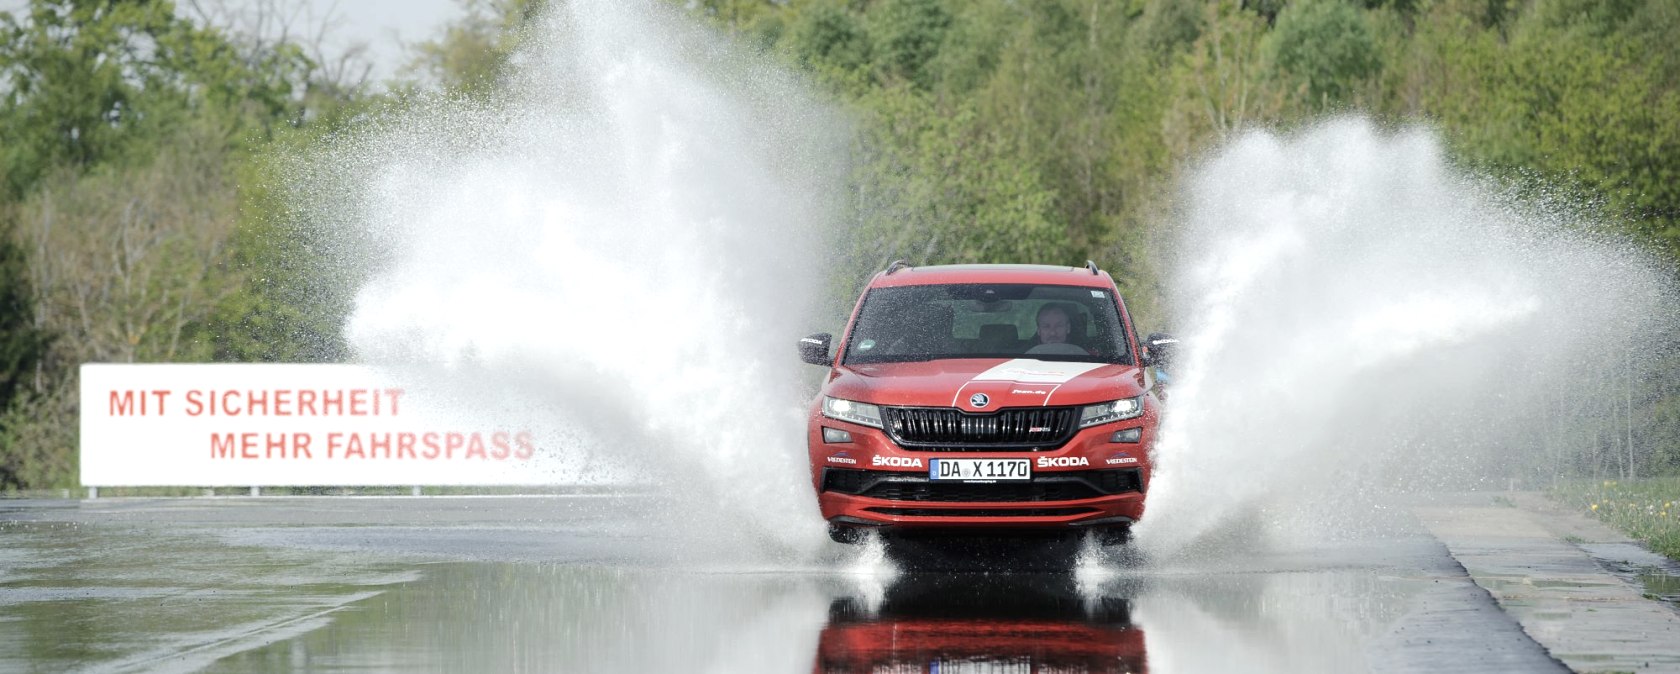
287, 0, 1668, 570
1134, 119, 1674, 556
288, 0, 850, 563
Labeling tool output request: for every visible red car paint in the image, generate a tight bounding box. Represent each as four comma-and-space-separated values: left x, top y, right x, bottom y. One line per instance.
803, 264, 1161, 538
816, 618, 1147, 673
814, 574, 1148, 672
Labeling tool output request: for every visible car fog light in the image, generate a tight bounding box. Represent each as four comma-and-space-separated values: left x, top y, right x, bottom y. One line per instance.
1111, 427, 1142, 443
822, 427, 853, 444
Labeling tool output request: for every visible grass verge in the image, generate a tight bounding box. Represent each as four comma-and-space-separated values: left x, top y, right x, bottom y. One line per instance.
1550, 477, 1680, 560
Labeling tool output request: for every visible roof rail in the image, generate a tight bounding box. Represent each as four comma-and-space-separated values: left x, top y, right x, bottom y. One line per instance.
885, 259, 910, 275
1085, 260, 1099, 275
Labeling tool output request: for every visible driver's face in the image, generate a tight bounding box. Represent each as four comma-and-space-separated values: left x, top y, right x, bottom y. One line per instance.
1037, 308, 1070, 344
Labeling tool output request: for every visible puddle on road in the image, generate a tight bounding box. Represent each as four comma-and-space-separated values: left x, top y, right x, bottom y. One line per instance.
1579, 542, 1680, 611
197, 562, 1429, 673
0, 519, 415, 673
0, 499, 1560, 673
1641, 569, 1680, 603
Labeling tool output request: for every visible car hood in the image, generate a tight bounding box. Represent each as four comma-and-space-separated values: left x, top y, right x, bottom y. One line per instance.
826, 358, 1147, 411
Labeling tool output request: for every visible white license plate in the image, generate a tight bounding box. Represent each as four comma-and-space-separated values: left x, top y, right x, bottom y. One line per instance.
928, 458, 1032, 481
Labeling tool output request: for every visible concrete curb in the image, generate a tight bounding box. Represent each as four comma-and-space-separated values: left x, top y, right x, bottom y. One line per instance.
1415, 493, 1680, 674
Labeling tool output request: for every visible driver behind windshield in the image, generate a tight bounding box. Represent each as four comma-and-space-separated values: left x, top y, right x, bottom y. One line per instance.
1030, 304, 1095, 356
1035, 304, 1071, 346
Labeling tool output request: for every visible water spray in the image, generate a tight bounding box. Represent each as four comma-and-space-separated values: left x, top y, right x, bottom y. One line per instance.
1136, 119, 1674, 556
287, 0, 851, 564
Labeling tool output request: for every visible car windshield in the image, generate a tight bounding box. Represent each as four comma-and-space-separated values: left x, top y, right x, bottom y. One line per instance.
842, 284, 1133, 365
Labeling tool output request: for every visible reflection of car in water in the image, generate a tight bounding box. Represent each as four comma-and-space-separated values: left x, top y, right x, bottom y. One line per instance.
816, 574, 1147, 673
798, 262, 1173, 563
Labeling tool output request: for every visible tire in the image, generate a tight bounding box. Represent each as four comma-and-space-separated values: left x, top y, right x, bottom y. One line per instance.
828, 522, 868, 544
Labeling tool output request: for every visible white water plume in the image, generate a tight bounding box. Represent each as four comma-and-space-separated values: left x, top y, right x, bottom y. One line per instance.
289, 0, 849, 562
1136, 119, 1674, 555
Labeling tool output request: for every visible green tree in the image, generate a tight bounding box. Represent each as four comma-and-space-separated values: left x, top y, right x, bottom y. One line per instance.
1163, 1, 1283, 154
1382, 0, 1680, 256
0, 0, 353, 488
207, 137, 355, 364
0, 226, 48, 421
0, 0, 312, 198
784, 1, 872, 79
399, 0, 543, 95
1139, 0, 1206, 54
847, 115, 1065, 284
1266, 0, 1382, 108
867, 0, 950, 88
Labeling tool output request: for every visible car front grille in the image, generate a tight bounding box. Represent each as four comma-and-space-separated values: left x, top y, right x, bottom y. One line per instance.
881, 406, 1078, 451
821, 468, 1143, 503
863, 506, 1101, 518
861, 481, 1101, 502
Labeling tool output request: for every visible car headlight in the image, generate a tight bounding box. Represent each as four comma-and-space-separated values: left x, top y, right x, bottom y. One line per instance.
823, 397, 883, 429
1080, 396, 1143, 428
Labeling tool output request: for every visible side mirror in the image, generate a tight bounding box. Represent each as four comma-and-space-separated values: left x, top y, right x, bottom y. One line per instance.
799, 332, 834, 366
1142, 332, 1178, 367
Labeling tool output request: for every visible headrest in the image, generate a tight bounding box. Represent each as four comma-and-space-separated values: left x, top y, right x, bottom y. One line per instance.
978, 323, 1019, 342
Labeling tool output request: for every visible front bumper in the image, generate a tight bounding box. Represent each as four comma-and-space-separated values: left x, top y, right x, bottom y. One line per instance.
816, 467, 1146, 529
808, 403, 1155, 531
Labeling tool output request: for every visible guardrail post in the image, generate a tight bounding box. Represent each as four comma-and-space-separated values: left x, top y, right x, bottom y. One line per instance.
250, 486, 259, 497
412, 486, 421, 497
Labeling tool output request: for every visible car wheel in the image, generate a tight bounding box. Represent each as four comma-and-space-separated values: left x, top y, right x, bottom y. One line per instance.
828, 522, 868, 544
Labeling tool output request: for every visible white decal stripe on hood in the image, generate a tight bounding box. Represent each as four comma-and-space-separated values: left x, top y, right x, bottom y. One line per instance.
1041, 383, 1064, 407
949, 381, 975, 408
971, 359, 1103, 384
951, 359, 1104, 407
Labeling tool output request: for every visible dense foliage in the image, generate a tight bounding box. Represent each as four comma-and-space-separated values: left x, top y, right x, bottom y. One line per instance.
694, 0, 1680, 483
696, 0, 1680, 296
1, 0, 1677, 488
0, 0, 344, 487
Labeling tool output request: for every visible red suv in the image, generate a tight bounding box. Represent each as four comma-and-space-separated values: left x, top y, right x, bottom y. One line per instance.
800, 262, 1170, 547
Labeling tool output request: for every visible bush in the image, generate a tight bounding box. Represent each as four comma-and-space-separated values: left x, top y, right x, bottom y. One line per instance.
1267, 0, 1382, 108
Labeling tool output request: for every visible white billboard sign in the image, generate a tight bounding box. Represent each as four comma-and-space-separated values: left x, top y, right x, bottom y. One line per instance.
80, 363, 556, 487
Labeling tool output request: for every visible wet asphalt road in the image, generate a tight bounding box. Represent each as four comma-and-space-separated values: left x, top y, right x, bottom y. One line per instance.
0, 496, 1565, 673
